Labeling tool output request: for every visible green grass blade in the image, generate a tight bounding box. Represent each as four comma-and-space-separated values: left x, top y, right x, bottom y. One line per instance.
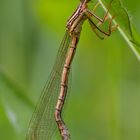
98, 0, 140, 60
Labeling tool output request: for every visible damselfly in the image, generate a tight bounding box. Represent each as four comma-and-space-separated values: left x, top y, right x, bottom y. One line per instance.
26, 0, 118, 140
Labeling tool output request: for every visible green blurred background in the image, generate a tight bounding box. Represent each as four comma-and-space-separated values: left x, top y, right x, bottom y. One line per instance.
0, 0, 140, 140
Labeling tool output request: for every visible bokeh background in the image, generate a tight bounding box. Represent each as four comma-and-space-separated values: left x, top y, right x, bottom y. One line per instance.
0, 0, 140, 140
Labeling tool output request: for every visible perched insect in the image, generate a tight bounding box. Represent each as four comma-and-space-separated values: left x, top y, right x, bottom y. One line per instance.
26, 0, 118, 140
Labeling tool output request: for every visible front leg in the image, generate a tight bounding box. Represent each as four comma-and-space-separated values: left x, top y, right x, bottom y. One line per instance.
86, 1, 113, 23
88, 15, 118, 37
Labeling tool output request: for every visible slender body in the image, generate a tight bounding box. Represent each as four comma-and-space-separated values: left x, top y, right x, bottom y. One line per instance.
26, 0, 117, 140
54, 2, 87, 139
54, 36, 80, 140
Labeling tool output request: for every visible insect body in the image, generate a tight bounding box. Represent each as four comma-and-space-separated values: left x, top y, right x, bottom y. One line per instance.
26, 0, 117, 140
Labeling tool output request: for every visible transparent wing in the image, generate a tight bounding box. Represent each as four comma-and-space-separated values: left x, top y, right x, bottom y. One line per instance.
26, 30, 71, 140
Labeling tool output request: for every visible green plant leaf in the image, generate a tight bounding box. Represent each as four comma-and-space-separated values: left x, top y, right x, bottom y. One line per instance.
98, 0, 140, 60
0, 69, 34, 140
